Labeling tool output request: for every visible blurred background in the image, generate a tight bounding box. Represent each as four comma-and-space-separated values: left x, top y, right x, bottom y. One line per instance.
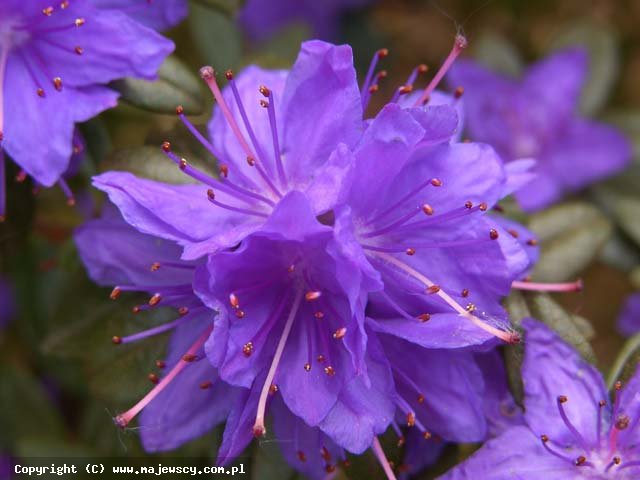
1, 0, 639, 478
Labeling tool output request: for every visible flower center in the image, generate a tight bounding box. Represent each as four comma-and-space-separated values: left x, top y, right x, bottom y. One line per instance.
538, 386, 640, 476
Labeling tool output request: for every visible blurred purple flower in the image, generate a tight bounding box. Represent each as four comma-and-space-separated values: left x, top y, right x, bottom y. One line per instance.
442, 318, 640, 479
617, 293, 640, 337
92, 0, 187, 31
0, 0, 173, 219
238, 0, 372, 41
449, 49, 632, 212
0, 276, 14, 328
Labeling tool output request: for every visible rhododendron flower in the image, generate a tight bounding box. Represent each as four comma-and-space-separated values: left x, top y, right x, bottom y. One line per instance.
78, 38, 560, 480
0, 0, 173, 219
93, 41, 363, 260
239, 0, 372, 41
442, 319, 640, 479
449, 49, 632, 211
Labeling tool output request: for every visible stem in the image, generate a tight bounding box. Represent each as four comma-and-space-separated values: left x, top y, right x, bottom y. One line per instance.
606, 333, 640, 389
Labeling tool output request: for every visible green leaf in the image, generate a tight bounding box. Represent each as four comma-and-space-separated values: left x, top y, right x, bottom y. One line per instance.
504, 291, 596, 404
100, 145, 209, 185
189, 2, 242, 71
472, 31, 523, 77
112, 56, 204, 114
251, 440, 296, 480
529, 202, 612, 282
607, 333, 640, 388
594, 183, 640, 248
0, 366, 66, 447
549, 22, 619, 116
245, 24, 312, 68
192, 0, 246, 16
599, 233, 640, 273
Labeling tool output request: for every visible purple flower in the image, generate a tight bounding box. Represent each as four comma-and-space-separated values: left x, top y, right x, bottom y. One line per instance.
80, 38, 549, 478
92, 0, 188, 31
238, 0, 372, 41
617, 293, 640, 337
442, 318, 640, 479
339, 101, 530, 346
93, 40, 363, 260
449, 49, 632, 212
0, 0, 173, 219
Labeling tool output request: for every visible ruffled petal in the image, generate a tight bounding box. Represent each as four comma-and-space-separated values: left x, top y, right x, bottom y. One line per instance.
318, 334, 394, 453
92, 171, 262, 260
281, 40, 363, 183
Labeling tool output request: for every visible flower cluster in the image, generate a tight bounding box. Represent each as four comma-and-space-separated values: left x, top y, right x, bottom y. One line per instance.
73, 37, 556, 478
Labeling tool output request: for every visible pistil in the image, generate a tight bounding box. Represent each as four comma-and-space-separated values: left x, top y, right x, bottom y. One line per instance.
253, 289, 303, 437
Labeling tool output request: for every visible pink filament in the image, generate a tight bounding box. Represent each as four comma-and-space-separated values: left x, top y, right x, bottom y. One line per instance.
253, 289, 303, 436
372, 437, 397, 480
114, 325, 213, 427
413, 35, 467, 107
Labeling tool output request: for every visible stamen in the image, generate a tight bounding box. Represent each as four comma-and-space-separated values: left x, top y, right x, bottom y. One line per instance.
207, 189, 269, 218
557, 396, 590, 451
161, 144, 273, 206
361, 48, 388, 105
113, 311, 196, 345
605, 456, 621, 472
363, 205, 428, 238
225, 70, 273, 178
597, 400, 606, 447
259, 86, 287, 186
413, 35, 468, 106
371, 252, 519, 344
512, 279, 583, 293
619, 460, 640, 470
362, 237, 494, 253
199, 67, 282, 198
58, 178, 75, 206
540, 435, 578, 465
114, 325, 213, 428
390, 64, 428, 103
253, 289, 303, 437
392, 204, 483, 234
372, 437, 398, 480
175, 105, 224, 160
365, 178, 443, 227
